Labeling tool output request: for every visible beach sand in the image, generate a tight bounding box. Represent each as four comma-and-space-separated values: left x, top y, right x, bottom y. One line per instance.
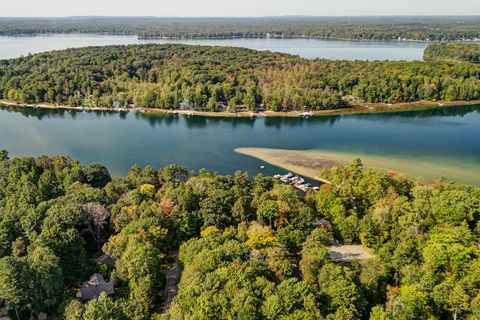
235, 147, 480, 185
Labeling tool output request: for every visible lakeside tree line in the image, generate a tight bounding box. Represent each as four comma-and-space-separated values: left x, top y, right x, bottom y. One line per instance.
0, 16, 479, 41
0, 150, 479, 319
424, 42, 480, 63
1, 44, 479, 112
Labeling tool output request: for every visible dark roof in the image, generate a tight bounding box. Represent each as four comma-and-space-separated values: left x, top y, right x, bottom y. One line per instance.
312, 218, 332, 228
94, 253, 115, 268
37, 313, 47, 320
86, 273, 106, 286
79, 282, 114, 301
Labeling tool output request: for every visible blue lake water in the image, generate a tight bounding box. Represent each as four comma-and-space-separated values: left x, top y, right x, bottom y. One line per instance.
0, 33, 428, 60
0, 105, 479, 183
0, 34, 479, 183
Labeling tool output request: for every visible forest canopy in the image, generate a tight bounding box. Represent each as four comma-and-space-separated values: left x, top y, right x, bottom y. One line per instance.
1, 44, 479, 112
424, 42, 480, 63
0, 16, 479, 41
0, 150, 479, 319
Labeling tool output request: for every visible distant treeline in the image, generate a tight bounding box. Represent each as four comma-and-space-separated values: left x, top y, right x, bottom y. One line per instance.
0, 16, 480, 41
424, 42, 480, 63
1, 44, 479, 111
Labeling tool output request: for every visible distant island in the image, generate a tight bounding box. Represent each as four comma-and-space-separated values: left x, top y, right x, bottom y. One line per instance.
1, 44, 479, 113
0, 16, 479, 41
424, 42, 480, 63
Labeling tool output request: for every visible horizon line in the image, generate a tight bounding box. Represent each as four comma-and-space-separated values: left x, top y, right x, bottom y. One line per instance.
1, 14, 480, 19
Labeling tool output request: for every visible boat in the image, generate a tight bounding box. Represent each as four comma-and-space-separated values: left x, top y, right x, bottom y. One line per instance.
280, 178, 291, 184
260, 166, 265, 169
274, 172, 321, 192
299, 111, 314, 118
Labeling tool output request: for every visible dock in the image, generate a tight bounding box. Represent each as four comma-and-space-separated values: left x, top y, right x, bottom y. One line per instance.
274, 172, 320, 193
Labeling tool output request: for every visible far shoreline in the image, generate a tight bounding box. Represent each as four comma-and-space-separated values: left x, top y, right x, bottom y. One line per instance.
1, 99, 479, 119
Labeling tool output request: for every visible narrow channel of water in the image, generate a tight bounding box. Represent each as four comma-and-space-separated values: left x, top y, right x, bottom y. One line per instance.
0, 105, 479, 184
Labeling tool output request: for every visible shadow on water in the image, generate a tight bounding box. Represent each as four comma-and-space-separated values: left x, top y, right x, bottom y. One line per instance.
350, 105, 480, 121
137, 105, 480, 129
2, 104, 479, 127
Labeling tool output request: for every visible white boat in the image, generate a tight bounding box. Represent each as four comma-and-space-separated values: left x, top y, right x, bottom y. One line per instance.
299, 111, 314, 118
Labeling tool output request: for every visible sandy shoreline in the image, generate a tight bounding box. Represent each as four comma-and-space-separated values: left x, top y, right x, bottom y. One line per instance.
1, 99, 479, 118
235, 147, 480, 185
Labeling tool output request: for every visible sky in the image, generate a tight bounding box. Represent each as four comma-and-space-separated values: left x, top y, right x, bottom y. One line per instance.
1, 0, 479, 17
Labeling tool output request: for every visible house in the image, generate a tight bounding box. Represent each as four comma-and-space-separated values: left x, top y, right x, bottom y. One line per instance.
179, 102, 191, 110
312, 218, 332, 230
95, 253, 115, 268
216, 102, 228, 112
77, 273, 115, 302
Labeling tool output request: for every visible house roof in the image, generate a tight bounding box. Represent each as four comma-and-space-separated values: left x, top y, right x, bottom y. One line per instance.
95, 253, 116, 268
79, 282, 115, 301
86, 273, 106, 286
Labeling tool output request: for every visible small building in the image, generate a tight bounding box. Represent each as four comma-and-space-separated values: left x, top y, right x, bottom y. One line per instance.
179, 102, 191, 110
77, 273, 115, 302
312, 218, 332, 230
95, 253, 115, 268
216, 102, 228, 112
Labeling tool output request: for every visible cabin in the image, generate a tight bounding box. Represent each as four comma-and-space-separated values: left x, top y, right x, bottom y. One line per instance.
312, 218, 332, 230
94, 252, 115, 268
179, 102, 191, 110
77, 273, 114, 302
216, 102, 228, 112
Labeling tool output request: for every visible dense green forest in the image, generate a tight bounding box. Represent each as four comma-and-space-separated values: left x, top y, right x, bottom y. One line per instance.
1, 44, 480, 111
0, 150, 479, 319
424, 42, 480, 63
0, 16, 479, 41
